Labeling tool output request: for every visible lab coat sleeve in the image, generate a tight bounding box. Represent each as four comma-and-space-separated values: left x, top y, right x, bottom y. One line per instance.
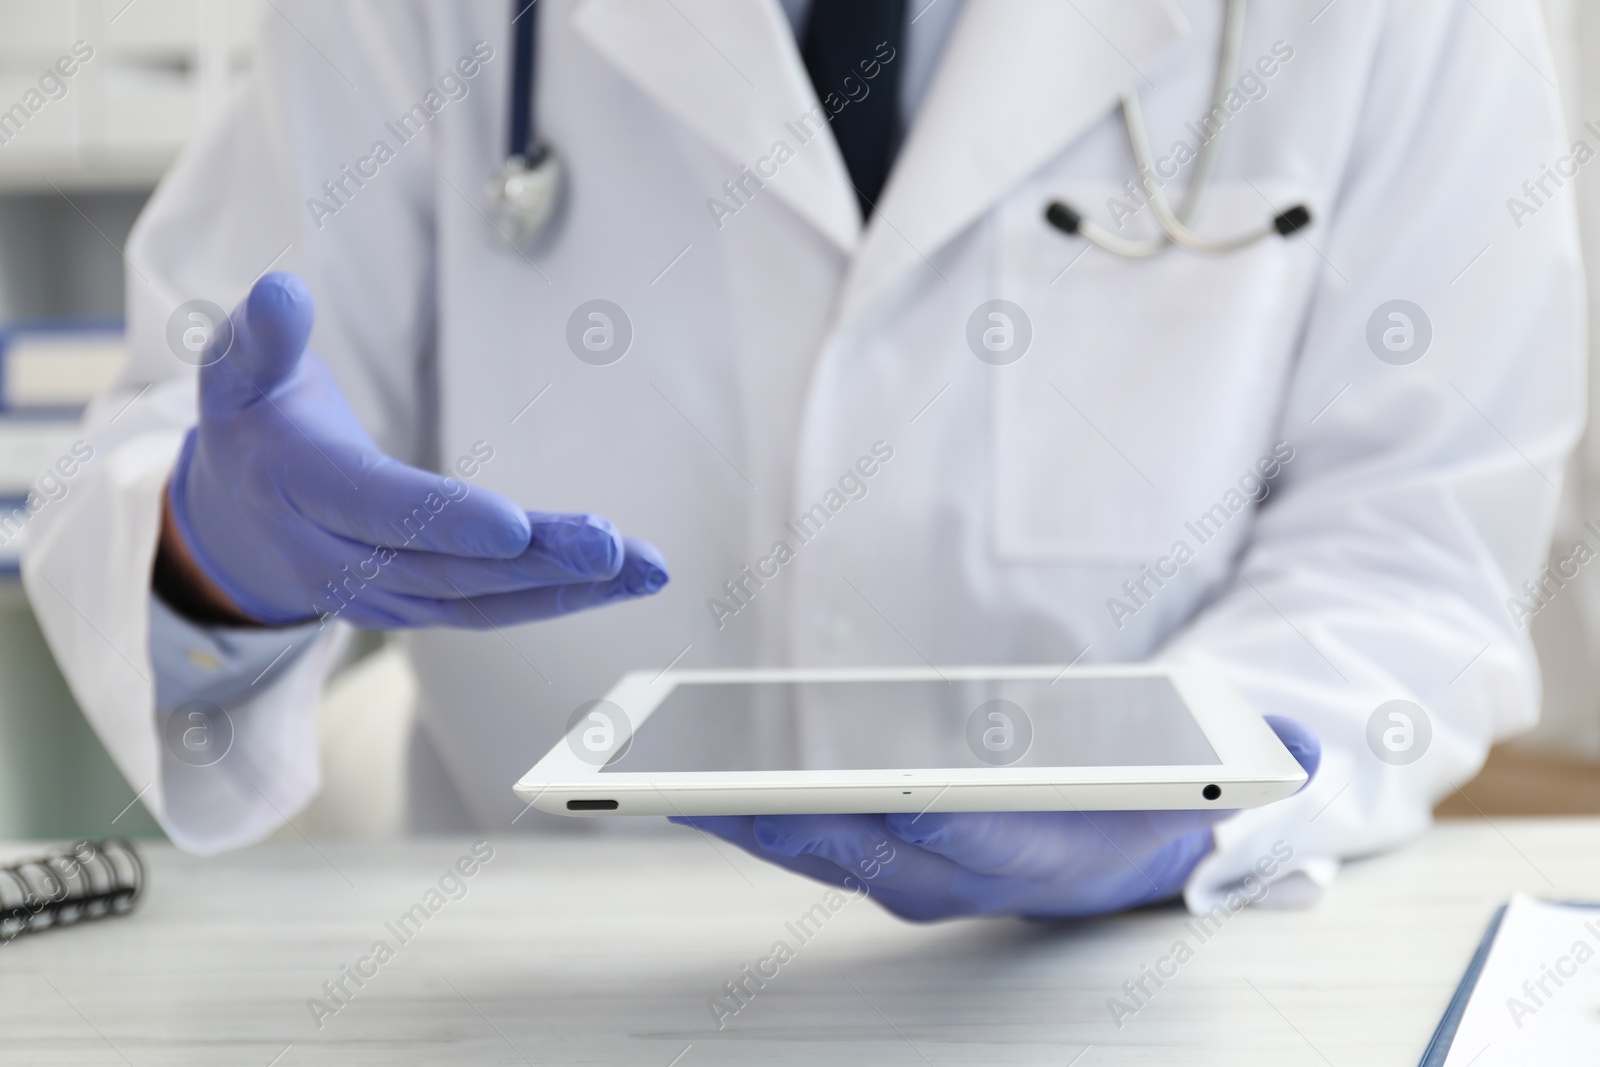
20, 1, 439, 853
1169, 0, 1586, 912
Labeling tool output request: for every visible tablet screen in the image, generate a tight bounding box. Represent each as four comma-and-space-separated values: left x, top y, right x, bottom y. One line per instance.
598, 676, 1221, 772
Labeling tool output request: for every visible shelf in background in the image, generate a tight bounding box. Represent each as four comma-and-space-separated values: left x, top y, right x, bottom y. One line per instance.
0, 0, 262, 190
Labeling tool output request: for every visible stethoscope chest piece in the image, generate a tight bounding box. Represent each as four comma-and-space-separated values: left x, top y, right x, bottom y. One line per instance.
486, 148, 562, 251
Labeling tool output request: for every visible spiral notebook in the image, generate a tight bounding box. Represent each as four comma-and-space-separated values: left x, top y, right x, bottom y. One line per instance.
1420, 893, 1600, 1065
0, 839, 144, 941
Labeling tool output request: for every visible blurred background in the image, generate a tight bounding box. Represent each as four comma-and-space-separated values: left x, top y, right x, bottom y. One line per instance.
0, 0, 1597, 841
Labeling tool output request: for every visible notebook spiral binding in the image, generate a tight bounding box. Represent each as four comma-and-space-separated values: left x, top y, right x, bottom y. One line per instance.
0, 839, 144, 941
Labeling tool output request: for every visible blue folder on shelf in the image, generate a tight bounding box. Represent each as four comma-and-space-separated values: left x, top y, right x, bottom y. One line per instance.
0, 320, 124, 576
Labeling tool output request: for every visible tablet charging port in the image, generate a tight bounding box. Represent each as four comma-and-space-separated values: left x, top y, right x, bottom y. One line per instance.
567, 799, 619, 811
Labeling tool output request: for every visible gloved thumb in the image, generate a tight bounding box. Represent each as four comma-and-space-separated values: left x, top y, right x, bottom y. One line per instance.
1263, 714, 1320, 787
198, 272, 315, 421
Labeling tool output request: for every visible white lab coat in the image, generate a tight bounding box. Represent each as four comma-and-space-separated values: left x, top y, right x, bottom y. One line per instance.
23, 0, 1585, 911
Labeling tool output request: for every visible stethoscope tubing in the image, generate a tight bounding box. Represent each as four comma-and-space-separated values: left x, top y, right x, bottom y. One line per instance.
494, 0, 1305, 257
509, 0, 539, 162
1047, 0, 1310, 258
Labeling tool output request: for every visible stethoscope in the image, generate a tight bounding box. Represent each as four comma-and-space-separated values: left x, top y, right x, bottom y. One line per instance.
486, 0, 1308, 258
486, 1, 562, 250
1045, 0, 1310, 256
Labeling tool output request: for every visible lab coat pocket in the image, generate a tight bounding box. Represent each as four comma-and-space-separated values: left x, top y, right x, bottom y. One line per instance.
990, 182, 1311, 564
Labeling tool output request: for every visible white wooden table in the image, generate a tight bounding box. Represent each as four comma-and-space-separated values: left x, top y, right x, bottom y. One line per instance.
3, 819, 1597, 1065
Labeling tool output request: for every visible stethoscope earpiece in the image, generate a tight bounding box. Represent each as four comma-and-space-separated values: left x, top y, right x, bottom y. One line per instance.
1044, 202, 1083, 236
1273, 205, 1312, 236
1044, 196, 1313, 253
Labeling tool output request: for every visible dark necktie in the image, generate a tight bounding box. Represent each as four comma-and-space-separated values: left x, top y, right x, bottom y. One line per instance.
801, 0, 908, 221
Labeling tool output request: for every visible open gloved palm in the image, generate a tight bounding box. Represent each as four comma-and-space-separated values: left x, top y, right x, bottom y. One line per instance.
164, 272, 668, 628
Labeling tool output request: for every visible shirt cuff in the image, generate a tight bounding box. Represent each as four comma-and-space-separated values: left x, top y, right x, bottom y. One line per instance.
149, 593, 320, 713
1184, 804, 1340, 916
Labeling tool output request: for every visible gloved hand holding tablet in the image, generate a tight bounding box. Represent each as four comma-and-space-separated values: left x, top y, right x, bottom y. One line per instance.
514, 667, 1319, 920
673, 715, 1317, 921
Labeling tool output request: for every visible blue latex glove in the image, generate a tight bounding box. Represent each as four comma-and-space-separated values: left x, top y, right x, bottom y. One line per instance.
673, 715, 1319, 922
167, 272, 668, 628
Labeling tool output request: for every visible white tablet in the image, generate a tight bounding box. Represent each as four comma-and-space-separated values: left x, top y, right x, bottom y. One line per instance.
513, 665, 1306, 817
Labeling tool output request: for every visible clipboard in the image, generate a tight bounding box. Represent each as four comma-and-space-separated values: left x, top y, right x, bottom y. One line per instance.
1418, 904, 1508, 1066
1419, 899, 1600, 1066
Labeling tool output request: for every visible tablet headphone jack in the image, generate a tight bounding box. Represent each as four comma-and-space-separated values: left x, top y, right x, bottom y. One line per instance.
1202, 784, 1221, 801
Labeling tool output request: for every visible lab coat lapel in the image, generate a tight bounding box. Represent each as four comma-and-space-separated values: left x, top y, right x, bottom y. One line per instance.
570, 0, 861, 252
836, 0, 1190, 328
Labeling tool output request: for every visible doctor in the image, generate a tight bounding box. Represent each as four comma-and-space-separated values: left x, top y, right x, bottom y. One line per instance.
24, 0, 1582, 920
